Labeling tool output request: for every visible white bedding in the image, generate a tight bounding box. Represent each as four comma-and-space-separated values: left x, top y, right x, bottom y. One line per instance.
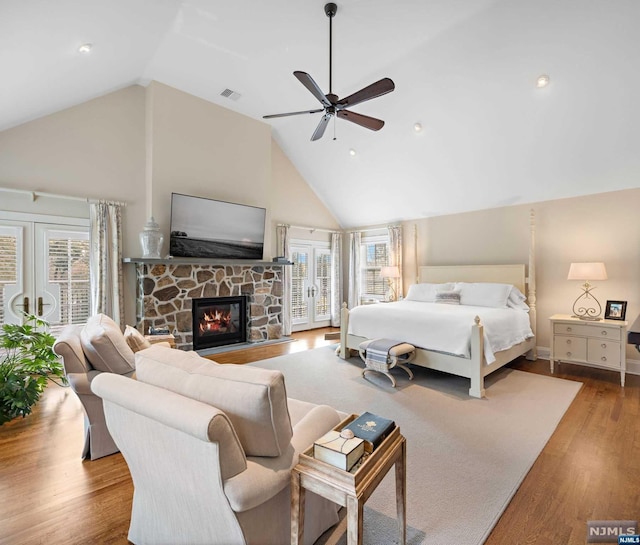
347, 300, 534, 364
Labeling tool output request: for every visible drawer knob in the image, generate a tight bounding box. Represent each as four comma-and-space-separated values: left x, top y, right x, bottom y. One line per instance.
566, 351, 572, 357
601, 331, 608, 336
601, 343, 607, 349
567, 327, 572, 332
566, 339, 572, 345
601, 356, 607, 362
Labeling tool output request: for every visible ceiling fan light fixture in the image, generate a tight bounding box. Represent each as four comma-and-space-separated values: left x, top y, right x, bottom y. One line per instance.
78, 43, 93, 54
536, 74, 550, 88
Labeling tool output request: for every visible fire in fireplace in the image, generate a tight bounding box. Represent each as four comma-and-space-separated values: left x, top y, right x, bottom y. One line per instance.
192, 296, 247, 351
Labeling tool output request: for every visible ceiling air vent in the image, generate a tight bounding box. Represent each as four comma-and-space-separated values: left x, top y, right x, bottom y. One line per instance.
220, 88, 242, 101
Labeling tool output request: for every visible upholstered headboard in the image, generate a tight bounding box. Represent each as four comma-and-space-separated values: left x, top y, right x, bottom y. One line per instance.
418, 264, 527, 296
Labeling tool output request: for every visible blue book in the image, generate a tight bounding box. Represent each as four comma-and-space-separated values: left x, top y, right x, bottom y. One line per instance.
343, 412, 395, 450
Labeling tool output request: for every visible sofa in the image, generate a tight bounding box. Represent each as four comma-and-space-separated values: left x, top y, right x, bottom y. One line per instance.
91, 345, 343, 545
52, 314, 138, 460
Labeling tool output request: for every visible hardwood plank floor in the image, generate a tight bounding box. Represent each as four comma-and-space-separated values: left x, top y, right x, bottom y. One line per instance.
1, 329, 638, 545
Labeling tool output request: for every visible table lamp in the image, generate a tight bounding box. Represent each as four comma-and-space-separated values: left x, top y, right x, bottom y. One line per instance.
380, 266, 400, 302
567, 262, 607, 320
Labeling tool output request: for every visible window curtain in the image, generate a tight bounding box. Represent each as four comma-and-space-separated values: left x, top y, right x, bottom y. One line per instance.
388, 225, 403, 300
347, 231, 362, 309
89, 201, 124, 328
276, 224, 291, 336
330, 232, 342, 327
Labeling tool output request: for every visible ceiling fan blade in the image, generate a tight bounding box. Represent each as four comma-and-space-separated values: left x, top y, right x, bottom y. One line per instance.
337, 110, 385, 131
294, 71, 332, 107
337, 78, 395, 109
311, 113, 332, 141
263, 108, 324, 119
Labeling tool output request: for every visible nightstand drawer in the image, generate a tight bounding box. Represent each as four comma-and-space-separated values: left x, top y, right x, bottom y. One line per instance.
553, 323, 621, 341
553, 335, 587, 361
587, 338, 621, 369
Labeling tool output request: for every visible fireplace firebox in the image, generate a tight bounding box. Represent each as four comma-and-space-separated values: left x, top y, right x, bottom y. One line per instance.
192, 296, 247, 351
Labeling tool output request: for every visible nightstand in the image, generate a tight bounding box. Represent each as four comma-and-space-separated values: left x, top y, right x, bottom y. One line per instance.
549, 314, 627, 386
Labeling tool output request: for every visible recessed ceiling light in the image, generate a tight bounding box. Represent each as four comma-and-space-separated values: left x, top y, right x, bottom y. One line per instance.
349, 149, 356, 156
78, 43, 93, 54
414, 123, 422, 132
536, 74, 550, 88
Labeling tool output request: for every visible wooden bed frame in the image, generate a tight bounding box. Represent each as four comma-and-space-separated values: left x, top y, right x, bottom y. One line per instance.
338, 212, 537, 398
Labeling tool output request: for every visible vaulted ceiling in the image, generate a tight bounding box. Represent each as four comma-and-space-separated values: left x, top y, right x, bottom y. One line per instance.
3, 0, 640, 227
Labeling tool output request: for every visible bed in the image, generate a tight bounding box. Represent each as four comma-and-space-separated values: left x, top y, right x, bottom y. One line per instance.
339, 263, 538, 398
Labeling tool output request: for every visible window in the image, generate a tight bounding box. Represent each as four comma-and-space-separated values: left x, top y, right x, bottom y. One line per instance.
360, 234, 389, 303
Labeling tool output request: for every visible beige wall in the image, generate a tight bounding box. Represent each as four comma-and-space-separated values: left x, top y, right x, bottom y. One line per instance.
401, 188, 640, 361
0, 81, 340, 324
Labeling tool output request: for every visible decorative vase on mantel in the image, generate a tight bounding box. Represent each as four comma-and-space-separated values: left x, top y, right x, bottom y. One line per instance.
139, 217, 164, 259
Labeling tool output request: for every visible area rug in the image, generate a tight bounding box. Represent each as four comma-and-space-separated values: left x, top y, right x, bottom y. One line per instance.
251, 346, 582, 545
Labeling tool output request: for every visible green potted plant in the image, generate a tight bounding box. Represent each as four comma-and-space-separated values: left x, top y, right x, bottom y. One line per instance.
0, 314, 67, 425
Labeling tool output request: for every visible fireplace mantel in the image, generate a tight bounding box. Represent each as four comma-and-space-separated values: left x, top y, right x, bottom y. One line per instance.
123, 257, 291, 266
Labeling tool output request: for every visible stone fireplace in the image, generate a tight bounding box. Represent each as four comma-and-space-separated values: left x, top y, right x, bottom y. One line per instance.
128, 260, 285, 350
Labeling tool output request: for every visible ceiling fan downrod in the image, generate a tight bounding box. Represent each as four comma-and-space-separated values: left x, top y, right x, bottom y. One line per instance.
325, 3, 337, 96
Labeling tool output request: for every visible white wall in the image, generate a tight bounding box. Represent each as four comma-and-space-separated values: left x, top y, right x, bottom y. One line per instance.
401, 188, 640, 361
0, 82, 340, 324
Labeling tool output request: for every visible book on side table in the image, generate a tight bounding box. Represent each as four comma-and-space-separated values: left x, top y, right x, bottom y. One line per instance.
313, 430, 365, 471
343, 411, 395, 451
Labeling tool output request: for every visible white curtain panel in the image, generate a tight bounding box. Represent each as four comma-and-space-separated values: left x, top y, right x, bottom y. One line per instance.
347, 231, 361, 309
89, 202, 124, 328
330, 232, 342, 327
388, 225, 403, 300
276, 225, 291, 336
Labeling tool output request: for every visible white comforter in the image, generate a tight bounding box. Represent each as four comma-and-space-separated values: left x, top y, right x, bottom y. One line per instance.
347, 301, 534, 364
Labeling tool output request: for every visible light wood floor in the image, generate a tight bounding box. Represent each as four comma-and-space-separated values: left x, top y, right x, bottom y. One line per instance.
1, 328, 638, 545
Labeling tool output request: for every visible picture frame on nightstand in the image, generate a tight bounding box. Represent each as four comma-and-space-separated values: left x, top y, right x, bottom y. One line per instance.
605, 300, 627, 320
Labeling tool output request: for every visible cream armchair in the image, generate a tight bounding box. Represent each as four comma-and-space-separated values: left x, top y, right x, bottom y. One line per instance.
53, 314, 136, 460
91, 345, 342, 545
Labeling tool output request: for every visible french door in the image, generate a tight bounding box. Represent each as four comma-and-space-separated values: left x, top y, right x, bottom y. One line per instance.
290, 241, 332, 332
0, 216, 90, 333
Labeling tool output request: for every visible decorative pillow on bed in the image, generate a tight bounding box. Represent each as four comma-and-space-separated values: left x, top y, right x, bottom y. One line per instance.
507, 286, 530, 311
434, 289, 461, 305
456, 282, 512, 308
405, 283, 454, 303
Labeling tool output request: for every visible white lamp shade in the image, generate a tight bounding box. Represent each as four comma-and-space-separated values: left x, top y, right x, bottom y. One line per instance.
567, 262, 608, 281
380, 266, 400, 279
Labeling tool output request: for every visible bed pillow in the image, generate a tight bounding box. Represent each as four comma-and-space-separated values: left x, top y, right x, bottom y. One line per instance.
405, 283, 454, 303
456, 282, 512, 308
435, 289, 461, 305
507, 286, 530, 311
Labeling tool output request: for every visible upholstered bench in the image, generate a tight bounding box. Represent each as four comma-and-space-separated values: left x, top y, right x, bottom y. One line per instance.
358, 339, 415, 387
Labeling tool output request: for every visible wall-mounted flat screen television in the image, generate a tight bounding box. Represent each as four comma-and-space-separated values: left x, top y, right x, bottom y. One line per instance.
169, 193, 266, 260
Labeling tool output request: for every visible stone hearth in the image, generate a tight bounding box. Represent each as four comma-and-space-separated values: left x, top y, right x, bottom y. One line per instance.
131, 261, 284, 350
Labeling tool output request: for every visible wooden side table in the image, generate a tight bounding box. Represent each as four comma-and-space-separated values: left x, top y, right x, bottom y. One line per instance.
291, 414, 406, 545
144, 334, 176, 348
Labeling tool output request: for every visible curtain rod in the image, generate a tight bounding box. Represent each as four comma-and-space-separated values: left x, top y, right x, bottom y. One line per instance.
0, 186, 126, 206
278, 223, 340, 234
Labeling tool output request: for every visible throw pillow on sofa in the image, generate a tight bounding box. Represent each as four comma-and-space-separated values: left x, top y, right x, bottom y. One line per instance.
123, 325, 152, 353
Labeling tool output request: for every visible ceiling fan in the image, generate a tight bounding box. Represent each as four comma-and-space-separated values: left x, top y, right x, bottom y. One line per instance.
263, 2, 395, 141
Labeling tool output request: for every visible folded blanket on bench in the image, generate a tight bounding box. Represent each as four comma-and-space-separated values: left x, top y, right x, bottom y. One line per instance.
365, 338, 405, 365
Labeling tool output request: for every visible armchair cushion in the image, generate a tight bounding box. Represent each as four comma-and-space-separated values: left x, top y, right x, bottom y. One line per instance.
135, 346, 293, 457
80, 314, 135, 374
